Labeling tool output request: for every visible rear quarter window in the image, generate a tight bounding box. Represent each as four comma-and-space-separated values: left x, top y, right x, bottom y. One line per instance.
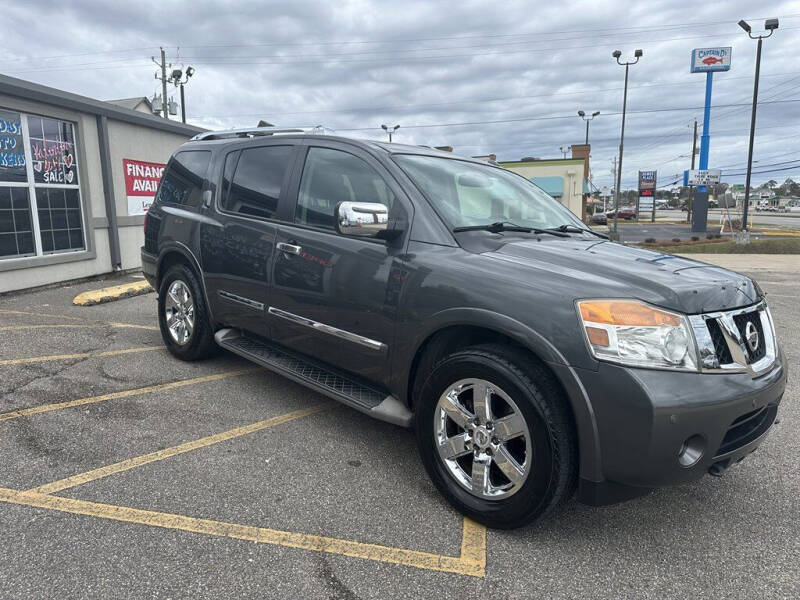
156, 150, 211, 208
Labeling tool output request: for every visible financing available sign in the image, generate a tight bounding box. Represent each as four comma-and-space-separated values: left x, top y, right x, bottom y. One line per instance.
691, 47, 732, 73
123, 158, 165, 215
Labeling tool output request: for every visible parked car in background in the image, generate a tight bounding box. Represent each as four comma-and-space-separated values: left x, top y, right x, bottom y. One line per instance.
591, 212, 607, 225
607, 208, 636, 220
143, 129, 786, 529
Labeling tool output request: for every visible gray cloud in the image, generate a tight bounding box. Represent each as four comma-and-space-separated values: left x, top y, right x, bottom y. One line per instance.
4, 0, 799, 189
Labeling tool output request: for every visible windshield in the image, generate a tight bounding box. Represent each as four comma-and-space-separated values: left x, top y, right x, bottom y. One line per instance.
393, 154, 584, 231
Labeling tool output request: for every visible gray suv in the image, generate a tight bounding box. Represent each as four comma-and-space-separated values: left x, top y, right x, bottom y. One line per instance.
142, 129, 786, 529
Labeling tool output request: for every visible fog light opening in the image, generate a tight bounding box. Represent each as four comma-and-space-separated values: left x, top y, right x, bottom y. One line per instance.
678, 435, 705, 468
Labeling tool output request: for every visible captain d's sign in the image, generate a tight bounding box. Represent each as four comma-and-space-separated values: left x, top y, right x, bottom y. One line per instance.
691, 47, 732, 73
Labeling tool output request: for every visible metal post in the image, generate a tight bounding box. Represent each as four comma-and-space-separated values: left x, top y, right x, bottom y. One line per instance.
613, 62, 629, 236
688, 119, 697, 222
585, 120, 590, 146
96, 115, 122, 270
692, 71, 713, 232
160, 47, 169, 120
180, 83, 186, 123
742, 36, 763, 231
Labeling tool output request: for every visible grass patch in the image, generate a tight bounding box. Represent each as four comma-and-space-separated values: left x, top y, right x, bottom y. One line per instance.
638, 237, 800, 254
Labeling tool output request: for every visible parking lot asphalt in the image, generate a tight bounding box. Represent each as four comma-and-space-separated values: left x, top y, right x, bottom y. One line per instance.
0, 269, 798, 599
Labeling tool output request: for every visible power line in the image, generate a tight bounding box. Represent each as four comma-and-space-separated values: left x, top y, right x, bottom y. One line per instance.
173, 13, 800, 49
191, 70, 800, 119
9, 26, 800, 74
334, 98, 800, 131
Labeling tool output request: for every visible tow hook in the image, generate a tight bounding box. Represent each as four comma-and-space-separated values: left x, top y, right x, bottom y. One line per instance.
708, 460, 729, 477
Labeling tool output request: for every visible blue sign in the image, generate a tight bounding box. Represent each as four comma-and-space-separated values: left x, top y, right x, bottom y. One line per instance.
691, 47, 732, 73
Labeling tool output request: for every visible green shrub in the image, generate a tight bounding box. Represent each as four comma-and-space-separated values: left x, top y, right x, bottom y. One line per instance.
644, 237, 656, 243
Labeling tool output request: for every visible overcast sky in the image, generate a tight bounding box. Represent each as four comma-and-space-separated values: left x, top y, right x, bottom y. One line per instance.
4, 0, 799, 190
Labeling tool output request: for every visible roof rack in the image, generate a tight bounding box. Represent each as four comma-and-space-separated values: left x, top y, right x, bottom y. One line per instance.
191, 125, 332, 141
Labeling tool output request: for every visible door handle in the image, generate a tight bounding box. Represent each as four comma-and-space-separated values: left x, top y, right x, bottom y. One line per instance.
277, 242, 302, 256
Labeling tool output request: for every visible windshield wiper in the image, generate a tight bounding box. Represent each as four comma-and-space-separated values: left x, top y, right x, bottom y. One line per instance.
548, 224, 609, 240
453, 221, 570, 237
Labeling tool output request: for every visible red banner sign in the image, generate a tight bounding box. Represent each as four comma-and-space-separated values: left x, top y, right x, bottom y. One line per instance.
123, 158, 165, 215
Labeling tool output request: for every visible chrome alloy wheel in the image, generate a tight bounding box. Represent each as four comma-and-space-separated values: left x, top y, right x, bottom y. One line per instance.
434, 378, 532, 500
164, 280, 195, 345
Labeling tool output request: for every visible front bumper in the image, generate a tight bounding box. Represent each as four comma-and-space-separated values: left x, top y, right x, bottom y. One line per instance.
575, 353, 786, 505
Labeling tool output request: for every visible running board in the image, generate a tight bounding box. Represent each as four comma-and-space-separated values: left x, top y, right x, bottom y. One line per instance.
214, 328, 412, 427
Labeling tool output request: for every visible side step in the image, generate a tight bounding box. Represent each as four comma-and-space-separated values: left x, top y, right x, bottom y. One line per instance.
214, 328, 412, 427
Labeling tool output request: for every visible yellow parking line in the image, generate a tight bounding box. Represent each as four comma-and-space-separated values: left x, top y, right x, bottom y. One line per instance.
0, 308, 86, 321
0, 488, 485, 577
107, 322, 160, 331
0, 368, 258, 422
31, 403, 333, 495
0, 322, 158, 332
459, 518, 487, 575
0, 346, 162, 366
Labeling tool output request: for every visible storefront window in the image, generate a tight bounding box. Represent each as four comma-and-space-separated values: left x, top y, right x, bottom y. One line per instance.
0, 109, 84, 259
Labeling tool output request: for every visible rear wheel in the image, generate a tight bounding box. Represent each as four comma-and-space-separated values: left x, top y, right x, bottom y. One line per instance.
158, 263, 216, 361
415, 344, 577, 529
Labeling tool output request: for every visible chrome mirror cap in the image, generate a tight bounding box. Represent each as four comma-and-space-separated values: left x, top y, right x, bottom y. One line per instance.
334, 201, 390, 238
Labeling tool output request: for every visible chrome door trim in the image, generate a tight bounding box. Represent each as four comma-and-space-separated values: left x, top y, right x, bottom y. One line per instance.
218, 290, 265, 311
267, 306, 388, 353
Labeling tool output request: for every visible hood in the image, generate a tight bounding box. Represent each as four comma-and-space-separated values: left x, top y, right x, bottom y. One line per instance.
485, 237, 760, 314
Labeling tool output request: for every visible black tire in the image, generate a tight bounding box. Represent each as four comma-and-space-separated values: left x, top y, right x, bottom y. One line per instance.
157, 263, 216, 361
415, 344, 577, 529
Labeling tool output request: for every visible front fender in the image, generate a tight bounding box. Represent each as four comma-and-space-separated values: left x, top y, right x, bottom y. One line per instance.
392, 307, 603, 482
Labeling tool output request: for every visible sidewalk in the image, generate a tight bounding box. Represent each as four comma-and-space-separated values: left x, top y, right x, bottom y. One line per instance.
676, 254, 798, 273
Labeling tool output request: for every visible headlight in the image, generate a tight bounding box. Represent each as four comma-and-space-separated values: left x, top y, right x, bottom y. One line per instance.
577, 299, 699, 371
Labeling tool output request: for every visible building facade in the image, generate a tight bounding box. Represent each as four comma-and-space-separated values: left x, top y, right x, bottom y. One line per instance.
0, 75, 202, 293
498, 158, 588, 219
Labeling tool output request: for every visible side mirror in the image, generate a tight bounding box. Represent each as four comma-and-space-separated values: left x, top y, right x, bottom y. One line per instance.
334, 201, 393, 238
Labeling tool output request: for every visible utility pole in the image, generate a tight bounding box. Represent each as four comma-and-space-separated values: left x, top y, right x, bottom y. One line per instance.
152, 47, 170, 119
688, 119, 697, 223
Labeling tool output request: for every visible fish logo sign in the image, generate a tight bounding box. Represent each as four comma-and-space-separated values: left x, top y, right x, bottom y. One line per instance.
691, 47, 732, 72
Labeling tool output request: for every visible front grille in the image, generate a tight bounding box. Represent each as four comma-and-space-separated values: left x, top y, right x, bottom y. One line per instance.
705, 318, 733, 364
733, 311, 767, 363
715, 403, 778, 457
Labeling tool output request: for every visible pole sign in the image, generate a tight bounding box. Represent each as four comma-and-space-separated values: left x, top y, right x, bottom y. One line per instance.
684, 169, 721, 186
691, 47, 732, 73
123, 158, 166, 215
638, 170, 656, 212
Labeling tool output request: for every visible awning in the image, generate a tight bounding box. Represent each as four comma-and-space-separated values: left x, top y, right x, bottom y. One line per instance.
529, 176, 563, 197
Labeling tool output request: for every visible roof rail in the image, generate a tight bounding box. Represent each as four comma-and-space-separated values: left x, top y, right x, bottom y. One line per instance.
190, 125, 332, 141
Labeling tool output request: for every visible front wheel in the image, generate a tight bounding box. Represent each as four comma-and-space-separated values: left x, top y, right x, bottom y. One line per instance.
415, 345, 577, 529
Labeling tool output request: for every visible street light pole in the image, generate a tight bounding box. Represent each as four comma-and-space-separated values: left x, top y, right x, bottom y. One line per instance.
612, 49, 642, 238
577, 110, 600, 145
739, 18, 778, 232
381, 124, 400, 142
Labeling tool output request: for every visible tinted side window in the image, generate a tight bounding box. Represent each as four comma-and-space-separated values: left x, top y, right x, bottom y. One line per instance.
222, 145, 293, 219
296, 147, 394, 230
157, 150, 210, 207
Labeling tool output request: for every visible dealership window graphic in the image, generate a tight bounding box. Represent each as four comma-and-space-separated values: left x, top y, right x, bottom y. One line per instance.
0, 110, 84, 259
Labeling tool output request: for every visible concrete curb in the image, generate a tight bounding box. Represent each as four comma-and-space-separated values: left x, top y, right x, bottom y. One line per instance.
73, 280, 154, 306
